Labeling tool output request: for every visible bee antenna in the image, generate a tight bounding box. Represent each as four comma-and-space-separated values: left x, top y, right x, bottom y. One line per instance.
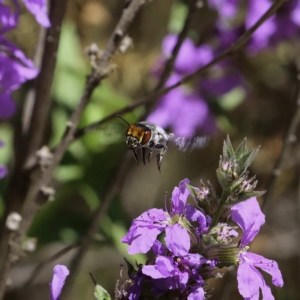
116, 115, 130, 126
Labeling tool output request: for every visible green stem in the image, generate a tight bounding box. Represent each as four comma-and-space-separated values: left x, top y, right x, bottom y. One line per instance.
209, 189, 231, 230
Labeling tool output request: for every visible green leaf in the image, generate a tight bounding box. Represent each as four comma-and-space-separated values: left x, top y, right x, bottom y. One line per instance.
234, 138, 248, 161
223, 136, 235, 159
236, 190, 266, 202
227, 174, 247, 192
94, 284, 111, 300
216, 169, 231, 189
236, 146, 260, 175
225, 190, 266, 206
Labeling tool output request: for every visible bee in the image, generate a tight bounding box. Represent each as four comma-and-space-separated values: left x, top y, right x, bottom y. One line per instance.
117, 116, 209, 172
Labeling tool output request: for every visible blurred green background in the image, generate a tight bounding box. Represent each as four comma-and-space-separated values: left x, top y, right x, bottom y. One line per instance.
0, 0, 299, 299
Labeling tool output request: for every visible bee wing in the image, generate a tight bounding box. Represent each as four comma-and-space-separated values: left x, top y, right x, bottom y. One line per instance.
168, 134, 210, 152
91, 124, 125, 144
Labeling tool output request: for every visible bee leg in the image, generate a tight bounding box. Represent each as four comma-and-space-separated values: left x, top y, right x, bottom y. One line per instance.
148, 146, 154, 162
142, 148, 146, 165
132, 149, 138, 165
156, 146, 167, 172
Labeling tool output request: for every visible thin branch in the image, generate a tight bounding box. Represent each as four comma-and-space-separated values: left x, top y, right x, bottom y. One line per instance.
60, 155, 131, 299
262, 72, 300, 211
0, 1, 68, 298
0, 0, 146, 298
75, 0, 286, 139
24, 0, 68, 167
154, 0, 200, 91
24, 242, 80, 286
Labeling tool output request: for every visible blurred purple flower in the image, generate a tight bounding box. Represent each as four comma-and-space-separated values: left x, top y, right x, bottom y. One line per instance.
209, 0, 239, 28
122, 179, 197, 256
231, 197, 284, 300
0, 0, 49, 119
0, 37, 38, 118
22, 0, 50, 27
291, 0, 300, 26
246, 0, 276, 52
162, 34, 213, 74
271, 0, 300, 42
0, 140, 7, 178
147, 75, 215, 137
0, 1, 19, 34
50, 265, 69, 300
200, 62, 244, 97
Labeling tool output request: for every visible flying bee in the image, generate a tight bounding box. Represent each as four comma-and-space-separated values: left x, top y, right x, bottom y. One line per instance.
117, 116, 209, 172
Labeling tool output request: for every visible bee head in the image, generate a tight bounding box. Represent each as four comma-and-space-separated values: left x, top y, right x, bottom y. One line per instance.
126, 136, 140, 149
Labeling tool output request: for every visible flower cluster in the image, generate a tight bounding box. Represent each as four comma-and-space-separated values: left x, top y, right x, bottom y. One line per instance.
148, 0, 300, 137
118, 137, 283, 299
0, 0, 50, 177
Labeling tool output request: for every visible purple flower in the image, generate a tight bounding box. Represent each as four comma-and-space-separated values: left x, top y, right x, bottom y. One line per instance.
271, 0, 300, 42
147, 75, 216, 137
162, 35, 213, 74
122, 179, 198, 256
209, 0, 239, 28
127, 264, 145, 300
231, 197, 284, 300
0, 140, 7, 178
291, 0, 300, 26
245, 0, 276, 52
141, 241, 207, 299
0, 1, 19, 34
0, 0, 49, 119
200, 62, 244, 97
50, 265, 69, 300
0, 37, 38, 118
22, 0, 50, 27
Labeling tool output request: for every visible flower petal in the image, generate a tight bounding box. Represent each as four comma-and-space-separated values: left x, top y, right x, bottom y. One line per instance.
50, 265, 69, 300
171, 178, 190, 215
152, 240, 167, 256
125, 226, 164, 255
246, 252, 284, 287
22, 0, 50, 27
183, 253, 205, 267
0, 2, 19, 34
142, 256, 175, 279
121, 208, 167, 254
0, 93, 16, 119
188, 286, 205, 300
165, 223, 190, 256
231, 197, 265, 247
237, 260, 266, 300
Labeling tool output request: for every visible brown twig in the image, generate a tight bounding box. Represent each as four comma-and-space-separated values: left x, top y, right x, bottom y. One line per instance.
262, 72, 300, 211
0, 0, 146, 298
24, 242, 80, 286
60, 154, 131, 299
24, 1, 68, 168
75, 0, 286, 139
0, 1, 68, 298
